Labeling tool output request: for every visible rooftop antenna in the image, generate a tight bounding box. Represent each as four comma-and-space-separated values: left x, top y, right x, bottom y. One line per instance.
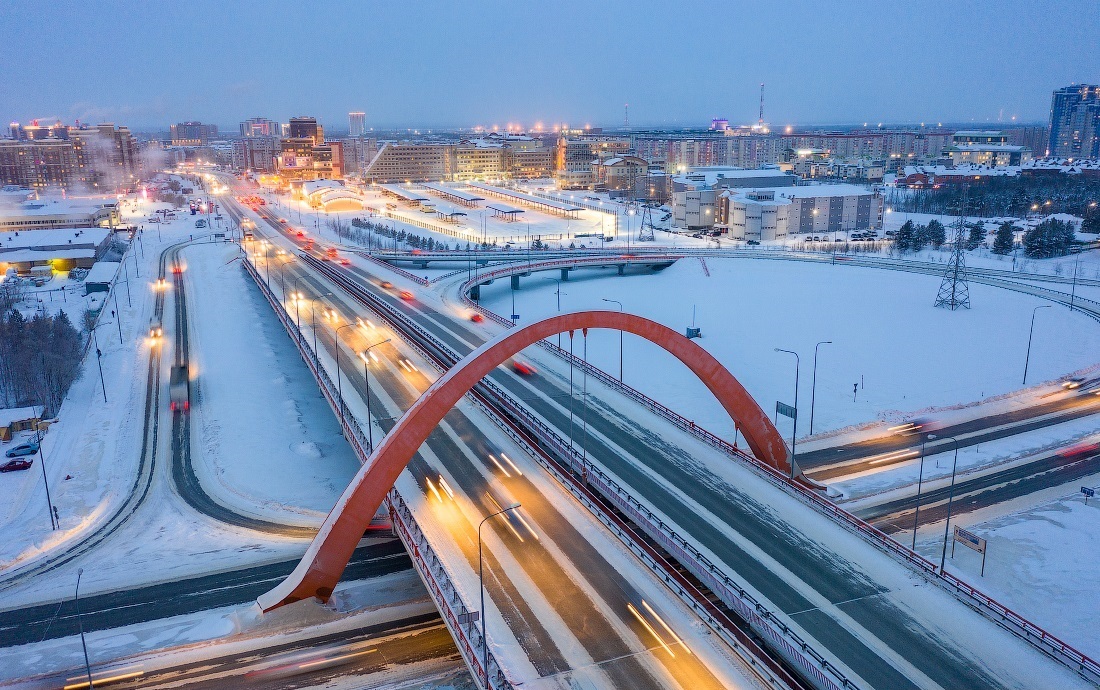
758, 83, 765, 126
624, 103, 630, 131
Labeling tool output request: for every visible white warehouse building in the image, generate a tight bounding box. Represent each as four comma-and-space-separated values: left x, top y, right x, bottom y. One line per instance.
716, 184, 883, 240
721, 190, 791, 241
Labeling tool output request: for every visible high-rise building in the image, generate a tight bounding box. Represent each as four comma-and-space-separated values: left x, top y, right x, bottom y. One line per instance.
239, 117, 281, 138
0, 122, 139, 190
1047, 84, 1100, 159
170, 121, 218, 146
349, 112, 366, 137
288, 117, 323, 145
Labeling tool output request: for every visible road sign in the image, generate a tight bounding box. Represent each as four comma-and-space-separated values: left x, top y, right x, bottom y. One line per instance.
776, 401, 797, 420
456, 610, 480, 626
1083, 486, 1095, 504
952, 525, 988, 576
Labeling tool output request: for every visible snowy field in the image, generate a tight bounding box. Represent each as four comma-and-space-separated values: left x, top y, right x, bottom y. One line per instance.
479, 257, 1100, 438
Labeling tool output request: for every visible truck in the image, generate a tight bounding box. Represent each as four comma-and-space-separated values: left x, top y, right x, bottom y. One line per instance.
169, 365, 190, 412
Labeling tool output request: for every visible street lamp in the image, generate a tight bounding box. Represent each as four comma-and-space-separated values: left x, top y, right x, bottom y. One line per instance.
334, 322, 358, 433
545, 277, 565, 347
808, 341, 832, 436
479, 503, 521, 687
601, 298, 624, 381
75, 569, 94, 690
1022, 305, 1051, 385
90, 322, 112, 403
32, 403, 56, 530
936, 434, 962, 573
359, 338, 391, 451
774, 348, 800, 479
911, 433, 932, 550
310, 293, 333, 357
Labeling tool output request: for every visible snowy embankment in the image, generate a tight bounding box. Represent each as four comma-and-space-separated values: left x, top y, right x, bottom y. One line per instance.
480, 257, 1100, 438
185, 243, 360, 524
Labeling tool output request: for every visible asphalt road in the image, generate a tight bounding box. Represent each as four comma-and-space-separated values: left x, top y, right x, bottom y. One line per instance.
0, 542, 408, 648
857, 448, 1100, 532
801, 394, 1100, 479
14, 613, 458, 690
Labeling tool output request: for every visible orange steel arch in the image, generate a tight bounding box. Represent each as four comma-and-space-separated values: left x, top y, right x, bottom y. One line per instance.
258, 310, 793, 611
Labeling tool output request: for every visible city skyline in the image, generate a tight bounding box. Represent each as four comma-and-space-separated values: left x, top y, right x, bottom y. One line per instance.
2, 0, 1098, 130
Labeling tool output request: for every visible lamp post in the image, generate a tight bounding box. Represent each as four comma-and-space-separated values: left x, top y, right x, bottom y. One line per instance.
310, 293, 333, 357
545, 277, 564, 347
601, 298, 624, 381
75, 569, 94, 690
360, 338, 391, 451
937, 434, 961, 573
334, 322, 357, 433
1070, 250, 1081, 310
911, 434, 932, 551
1022, 305, 1051, 385
774, 348, 800, 479
90, 322, 110, 403
479, 503, 521, 687
809, 341, 831, 435
33, 403, 56, 530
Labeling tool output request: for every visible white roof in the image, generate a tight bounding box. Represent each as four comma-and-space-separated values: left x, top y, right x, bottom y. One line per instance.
84, 261, 120, 284
672, 167, 795, 187
0, 227, 111, 251
0, 248, 96, 264
774, 184, 878, 199
300, 179, 345, 196
0, 406, 38, 427
0, 197, 115, 218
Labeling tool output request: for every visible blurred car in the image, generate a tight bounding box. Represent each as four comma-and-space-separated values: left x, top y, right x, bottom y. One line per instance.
379, 281, 393, 289
399, 290, 414, 300
1062, 377, 1085, 390
339, 258, 351, 266
470, 313, 484, 323
149, 319, 163, 338
888, 417, 936, 437
0, 459, 32, 473
5, 441, 39, 458
512, 360, 537, 376
278, 218, 288, 224
1058, 442, 1100, 459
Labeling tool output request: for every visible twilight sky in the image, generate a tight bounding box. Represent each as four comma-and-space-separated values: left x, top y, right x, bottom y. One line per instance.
2, 0, 1097, 132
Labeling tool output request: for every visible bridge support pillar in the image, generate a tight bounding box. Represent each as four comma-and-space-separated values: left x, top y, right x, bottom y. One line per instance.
560, 268, 571, 281
470, 285, 480, 300
510, 274, 520, 290
419, 261, 429, 270
617, 264, 625, 276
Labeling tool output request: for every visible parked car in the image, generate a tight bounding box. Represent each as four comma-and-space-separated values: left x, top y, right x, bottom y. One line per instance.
5, 441, 39, 458
0, 459, 32, 473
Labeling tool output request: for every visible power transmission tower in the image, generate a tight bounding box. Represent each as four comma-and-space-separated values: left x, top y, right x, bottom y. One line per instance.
934, 214, 971, 310
637, 204, 656, 242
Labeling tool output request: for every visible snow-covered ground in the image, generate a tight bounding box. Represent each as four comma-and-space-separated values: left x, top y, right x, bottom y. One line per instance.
478, 257, 1100, 438
921, 491, 1100, 660
186, 242, 360, 524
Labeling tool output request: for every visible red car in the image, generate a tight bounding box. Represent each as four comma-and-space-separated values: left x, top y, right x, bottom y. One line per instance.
0, 459, 33, 473
278, 218, 288, 224
512, 360, 537, 376
1058, 442, 1100, 459
470, 313, 484, 323
399, 290, 414, 301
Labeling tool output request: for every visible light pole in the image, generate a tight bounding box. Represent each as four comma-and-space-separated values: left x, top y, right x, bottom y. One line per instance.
310, 293, 333, 357
1070, 250, 1081, 310
360, 338, 391, 451
75, 568, 94, 689
334, 322, 357, 433
1022, 305, 1051, 385
809, 341, 831, 435
937, 434, 961, 573
479, 503, 521, 687
33, 403, 56, 530
90, 322, 110, 403
912, 434, 932, 550
601, 298, 624, 381
545, 277, 564, 347
774, 348, 800, 479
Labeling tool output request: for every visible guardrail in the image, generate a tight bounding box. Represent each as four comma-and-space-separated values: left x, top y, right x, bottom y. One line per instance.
455, 267, 1100, 686
242, 253, 514, 690
356, 252, 431, 286
389, 490, 514, 690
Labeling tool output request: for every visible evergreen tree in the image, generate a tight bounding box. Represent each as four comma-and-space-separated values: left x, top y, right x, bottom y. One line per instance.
992, 222, 1016, 255
911, 223, 930, 251
927, 219, 947, 249
1023, 218, 1076, 258
895, 220, 915, 252
966, 223, 985, 250
1083, 212, 1100, 235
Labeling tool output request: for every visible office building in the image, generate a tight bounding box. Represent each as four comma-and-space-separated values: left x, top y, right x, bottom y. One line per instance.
716, 185, 882, 238
1, 122, 138, 191
554, 134, 631, 188
288, 117, 323, 145
1048, 84, 1100, 159
239, 117, 281, 138
943, 130, 1030, 167
349, 112, 366, 137
232, 137, 280, 172
170, 121, 218, 146
361, 142, 455, 183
